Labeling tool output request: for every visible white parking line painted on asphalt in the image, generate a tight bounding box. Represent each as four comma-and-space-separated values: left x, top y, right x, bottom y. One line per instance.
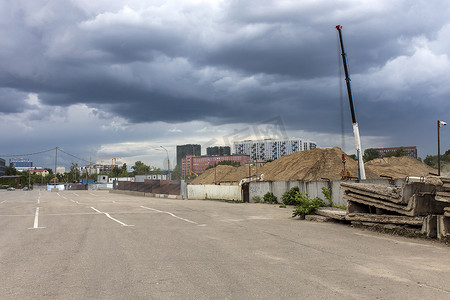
72, 193, 79, 197
90, 207, 134, 227
89, 193, 97, 197
0, 200, 7, 204
140, 206, 206, 226
29, 207, 45, 229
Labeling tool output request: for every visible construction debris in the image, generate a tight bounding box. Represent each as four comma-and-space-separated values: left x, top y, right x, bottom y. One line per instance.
341, 176, 450, 240
315, 207, 346, 221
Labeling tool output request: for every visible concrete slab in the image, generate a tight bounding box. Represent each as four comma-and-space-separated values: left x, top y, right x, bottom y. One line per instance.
437, 215, 450, 240
344, 193, 447, 216
421, 215, 437, 238
315, 207, 346, 221
305, 215, 334, 222
346, 213, 424, 226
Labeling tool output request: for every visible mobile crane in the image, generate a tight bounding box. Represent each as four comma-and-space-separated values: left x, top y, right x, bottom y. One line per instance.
336, 25, 366, 180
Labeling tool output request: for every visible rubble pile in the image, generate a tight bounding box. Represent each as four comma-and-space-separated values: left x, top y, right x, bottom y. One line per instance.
340, 176, 450, 239
436, 177, 450, 239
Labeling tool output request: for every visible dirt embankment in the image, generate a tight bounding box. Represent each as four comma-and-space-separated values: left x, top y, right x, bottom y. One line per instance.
191, 147, 437, 184
365, 156, 436, 179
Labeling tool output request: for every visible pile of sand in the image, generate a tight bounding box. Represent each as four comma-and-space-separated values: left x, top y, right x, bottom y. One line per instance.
261, 147, 379, 181
190, 147, 437, 184
365, 156, 436, 179
191, 165, 258, 185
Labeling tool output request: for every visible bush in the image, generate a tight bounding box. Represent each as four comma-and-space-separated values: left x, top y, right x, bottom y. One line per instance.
281, 186, 300, 205
292, 193, 326, 219
263, 192, 278, 204
252, 196, 262, 203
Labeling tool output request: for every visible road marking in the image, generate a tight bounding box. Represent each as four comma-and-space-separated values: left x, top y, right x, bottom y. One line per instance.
90, 207, 134, 227
89, 193, 97, 197
72, 193, 79, 197
57, 193, 67, 199
0, 200, 7, 204
140, 206, 206, 226
29, 207, 45, 229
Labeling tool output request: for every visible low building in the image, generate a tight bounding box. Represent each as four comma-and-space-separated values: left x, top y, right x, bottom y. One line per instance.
182, 154, 250, 176
375, 146, 417, 159
108, 177, 135, 184
135, 174, 168, 182
86, 163, 114, 175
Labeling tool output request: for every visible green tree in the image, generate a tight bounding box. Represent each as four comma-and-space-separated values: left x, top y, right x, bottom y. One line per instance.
171, 164, 181, 180
111, 166, 121, 177
363, 148, 381, 162
5, 166, 17, 176
131, 161, 160, 175
68, 163, 80, 182
383, 147, 407, 158
348, 154, 357, 160
119, 163, 129, 177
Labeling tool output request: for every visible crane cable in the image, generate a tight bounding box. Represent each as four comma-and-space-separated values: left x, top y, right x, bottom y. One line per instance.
337, 30, 345, 152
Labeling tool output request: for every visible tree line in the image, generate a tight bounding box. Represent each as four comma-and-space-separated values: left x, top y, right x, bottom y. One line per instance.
360, 147, 450, 169
1, 160, 161, 189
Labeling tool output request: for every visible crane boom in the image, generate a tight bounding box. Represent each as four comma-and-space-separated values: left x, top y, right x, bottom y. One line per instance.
336, 25, 366, 180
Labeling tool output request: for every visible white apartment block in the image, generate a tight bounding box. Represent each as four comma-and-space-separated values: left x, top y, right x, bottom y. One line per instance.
233, 138, 317, 162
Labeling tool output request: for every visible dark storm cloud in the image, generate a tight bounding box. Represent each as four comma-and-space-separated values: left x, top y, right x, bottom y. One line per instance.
1, 0, 450, 159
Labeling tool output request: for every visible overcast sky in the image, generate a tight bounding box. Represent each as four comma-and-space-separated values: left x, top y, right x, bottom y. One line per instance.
1, 0, 449, 170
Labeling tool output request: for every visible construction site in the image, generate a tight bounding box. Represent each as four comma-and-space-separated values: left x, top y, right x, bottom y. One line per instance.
185, 147, 450, 241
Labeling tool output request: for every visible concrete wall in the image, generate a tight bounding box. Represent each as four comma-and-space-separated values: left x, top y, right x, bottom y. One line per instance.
89, 183, 113, 190
248, 179, 404, 206
187, 184, 240, 201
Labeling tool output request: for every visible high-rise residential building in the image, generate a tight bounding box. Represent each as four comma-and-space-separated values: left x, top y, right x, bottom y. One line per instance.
9, 158, 33, 171
0, 158, 5, 176
233, 138, 317, 162
206, 146, 231, 156
176, 144, 201, 167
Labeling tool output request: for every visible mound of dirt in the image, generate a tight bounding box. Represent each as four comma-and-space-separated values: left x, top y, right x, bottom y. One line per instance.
190, 147, 436, 184
365, 156, 436, 179
190, 164, 258, 185
261, 147, 379, 181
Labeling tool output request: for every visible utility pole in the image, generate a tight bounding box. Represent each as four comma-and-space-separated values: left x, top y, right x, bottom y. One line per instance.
54, 147, 58, 184
160, 146, 171, 181
438, 120, 447, 176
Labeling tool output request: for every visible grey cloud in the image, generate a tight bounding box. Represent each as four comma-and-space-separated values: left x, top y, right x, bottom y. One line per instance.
0, 0, 449, 163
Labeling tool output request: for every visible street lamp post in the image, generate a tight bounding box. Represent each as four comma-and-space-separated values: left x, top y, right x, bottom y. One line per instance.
438, 120, 447, 176
160, 146, 171, 181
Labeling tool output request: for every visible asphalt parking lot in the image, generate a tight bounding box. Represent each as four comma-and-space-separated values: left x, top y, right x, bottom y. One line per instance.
1, 189, 450, 299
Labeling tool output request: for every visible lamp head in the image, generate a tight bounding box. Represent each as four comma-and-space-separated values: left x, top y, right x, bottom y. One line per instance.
439, 120, 447, 127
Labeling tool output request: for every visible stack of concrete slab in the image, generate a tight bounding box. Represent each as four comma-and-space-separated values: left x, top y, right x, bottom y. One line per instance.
341, 177, 450, 238
435, 177, 450, 239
